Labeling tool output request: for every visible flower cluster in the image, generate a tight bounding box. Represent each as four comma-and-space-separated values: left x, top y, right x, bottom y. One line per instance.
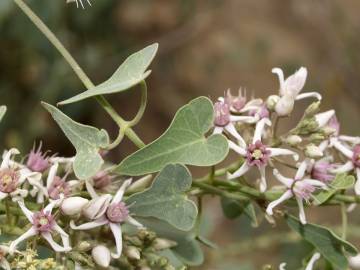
214, 67, 360, 224
0, 144, 150, 269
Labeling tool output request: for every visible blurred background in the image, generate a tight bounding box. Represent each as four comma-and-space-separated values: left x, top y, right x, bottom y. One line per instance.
1, 0, 360, 269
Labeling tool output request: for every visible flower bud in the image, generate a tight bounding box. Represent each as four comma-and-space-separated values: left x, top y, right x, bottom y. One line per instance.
124, 246, 141, 260
127, 175, 153, 193
349, 254, 360, 269
284, 135, 302, 146
61, 197, 89, 216
305, 144, 323, 158
309, 133, 326, 143
92, 245, 111, 268
266, 95, 280, 111
304, 101, 321, 117
76, 241, 92, 252
314, 110, 335, 129
153, 238, 177, 250
83, 194, 112, 220
275, 95, 294, 116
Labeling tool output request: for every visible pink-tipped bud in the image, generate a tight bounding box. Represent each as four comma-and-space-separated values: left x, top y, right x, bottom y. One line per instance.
225, 89, 247, 112
26, 142, 51, 173
214, 101, 230, 127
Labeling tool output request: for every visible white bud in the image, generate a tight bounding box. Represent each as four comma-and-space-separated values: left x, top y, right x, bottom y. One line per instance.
153, 238, 177, 250
285, 135, 302, 146
275, 95, 295, 116
124, 246, 141, 260
61, 197, 89, 216
127, 175, 153, 193
305, 144, 323, 158
349, 254, 360, 269
315, 110, 335, 128
266, 95, 280, 111
92, 245, 111, 268
83, 194, 112, 220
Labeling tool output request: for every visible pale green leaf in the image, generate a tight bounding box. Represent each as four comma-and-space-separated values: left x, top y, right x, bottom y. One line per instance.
115, 96, 229, 176
58, 43, 158, 105
0, 106, 6, 122
286, 214, 357, 270
42, 102, 109, 179
126, 164, 197, 231
138, 217, 204, 266
313, 173, 355, 205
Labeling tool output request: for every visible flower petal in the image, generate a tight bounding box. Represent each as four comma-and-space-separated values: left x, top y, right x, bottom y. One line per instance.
296, 197, 306, 224
305, 253, 321, 270
268, 148, 299, 161
252, 118, 271, 143
125, 216, 144, 229
42, 232, 71, 252
330, 138, 354, 159
228, 140, 246, 156
1, 148, 20, 169
70, 218, 108, 230
273, 169, 293, 187
330, 160, 354, 174
17, 200, 34, 223
109, 223, 123, 258
266, 190, 293, 216
9, 227, 37, 254
259, 166, 267, 192
224, 123, 246, 145
112, 178, 132, 204
295, 92, 322, 101
227, 162, 250, 180
295, 161, 308, 180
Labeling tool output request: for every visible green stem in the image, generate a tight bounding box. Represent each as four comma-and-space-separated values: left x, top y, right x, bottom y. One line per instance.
129, 81, 148, 127
13, 0, 145, 148
192, 181, 249, 201
341, 203, 348, 240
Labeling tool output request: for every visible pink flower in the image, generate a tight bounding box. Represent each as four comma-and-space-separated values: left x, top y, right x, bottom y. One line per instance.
70, 179, 144, 258
266, 161, 327, 224
48, 176, 71, 200
9, 200, 71, 253
26, 142, 51, 173
224, 89, 247, 112
310, 160, 336, 184
227, 118, 298, 192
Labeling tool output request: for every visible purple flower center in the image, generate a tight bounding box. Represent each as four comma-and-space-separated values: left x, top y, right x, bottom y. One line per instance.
311, 161, 335, 183
0, 168, 19, 193
106, 202, 129, 223
292, 181, 316, 200
352, 145, 360, 168
214, 101, 230, 127
33, 210, 55, 232
225, 90, 246, 112
246, 140, 271, 167
48, 176, 70, 200
26, 143, 50, 173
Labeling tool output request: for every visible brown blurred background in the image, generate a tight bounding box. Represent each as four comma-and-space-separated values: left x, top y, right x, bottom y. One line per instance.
1, 0, 360, 269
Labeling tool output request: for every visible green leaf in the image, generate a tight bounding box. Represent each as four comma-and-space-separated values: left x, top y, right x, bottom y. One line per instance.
115, 96, 229, 176
58, 43, 158, 105
313, 173, 355, 205
42, 102, 109, 179
286, 214, 358, 270
138, 217, 204, 266
0, 106, 6, 122
220, 197, 258, 226
126, 164, 197, 231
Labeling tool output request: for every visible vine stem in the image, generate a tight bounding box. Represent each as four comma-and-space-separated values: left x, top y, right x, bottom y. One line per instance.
13, 0, 145, 149
341, 203, 347, 240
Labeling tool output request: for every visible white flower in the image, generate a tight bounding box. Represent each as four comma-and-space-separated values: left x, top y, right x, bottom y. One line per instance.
272, 67, 321, 116
66, 0, 91, 9
330, 138, 360, 195
9, 200, 71, 254
349, 254, 360, 269
227, 118, 298, 192
92, 245, 111, 267
70, 179, 144, 258
0, 148, 45, 201
266, 161, 327, 224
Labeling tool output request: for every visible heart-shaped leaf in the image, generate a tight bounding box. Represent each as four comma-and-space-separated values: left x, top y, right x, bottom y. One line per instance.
58, 43, 158, 105
286, 214, 358, 270
115, 97, 229, 176
0, 106, 6, 122
313, 173, 355, 205
126, 164, 197, 231
42, 102, 109, 179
